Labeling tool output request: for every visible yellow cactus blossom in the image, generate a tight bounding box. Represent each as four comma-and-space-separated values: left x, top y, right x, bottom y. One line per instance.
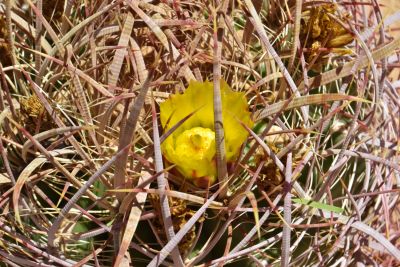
160, 80, 253, 187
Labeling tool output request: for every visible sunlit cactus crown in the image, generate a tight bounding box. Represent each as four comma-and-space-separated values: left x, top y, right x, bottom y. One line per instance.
160, 80, 253, 187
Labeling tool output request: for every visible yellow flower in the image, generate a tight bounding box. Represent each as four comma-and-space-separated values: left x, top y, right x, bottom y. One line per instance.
160, 80, 253, 187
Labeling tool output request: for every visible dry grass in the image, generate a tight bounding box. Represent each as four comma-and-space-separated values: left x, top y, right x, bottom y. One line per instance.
0, 0, 399, 266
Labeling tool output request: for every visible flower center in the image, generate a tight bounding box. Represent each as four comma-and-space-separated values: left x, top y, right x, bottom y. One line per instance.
175, 127, 215, 160
190, 132, 205, 149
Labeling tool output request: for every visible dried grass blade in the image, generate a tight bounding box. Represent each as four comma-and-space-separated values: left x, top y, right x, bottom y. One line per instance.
213, 8, 228, 197
254, 94, 367, 121
114, 173, 151, 267
188, 158, 265, 266
4, 0, 26, 95
121, 188, 223, 208
65, 45, 100, 151
227, 195, 283, 258
350, 24, 380, 102
34, 0, 42, 72
298, 38, 400, 91
147, 189, 222, 267
322, 149, 400, 172
37, 2, 117, 83
20, 68, 97, 166
0, 251, 53, 267
160, 109, 198, 144
73, 247, 102, 267
360, 11, 400, 41
61, 0, 74, 34
241, 0, 262, 45
27, 48, 113, 97
108, 12, 135, 91
0, 224, 74, 266
114, 74, 152, 201
288, 0, 302, 70
9, 115, 113, 212
47, 145, 131, 248
75, 25, 120, 51
351, 222, 400, 260
151, 97, 184, 266
22, 126, 83, 162
212, 234, 284, 266
243, 0, 309, 123
314, 207, 400, 262
130, 37, 148, 83
115, 186, 224, 210
0, 137, 15, 185
222, 11, 245, 52
229, 191, 260, 238
13, 149, 76, 228
88, 22, 97, 81
127, 0, 195, 82
0, 108, 11, 130
25, 0, 65, 57
281, 152, 292, 267
5, 9, 52, 53
242, 122, 284, 171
